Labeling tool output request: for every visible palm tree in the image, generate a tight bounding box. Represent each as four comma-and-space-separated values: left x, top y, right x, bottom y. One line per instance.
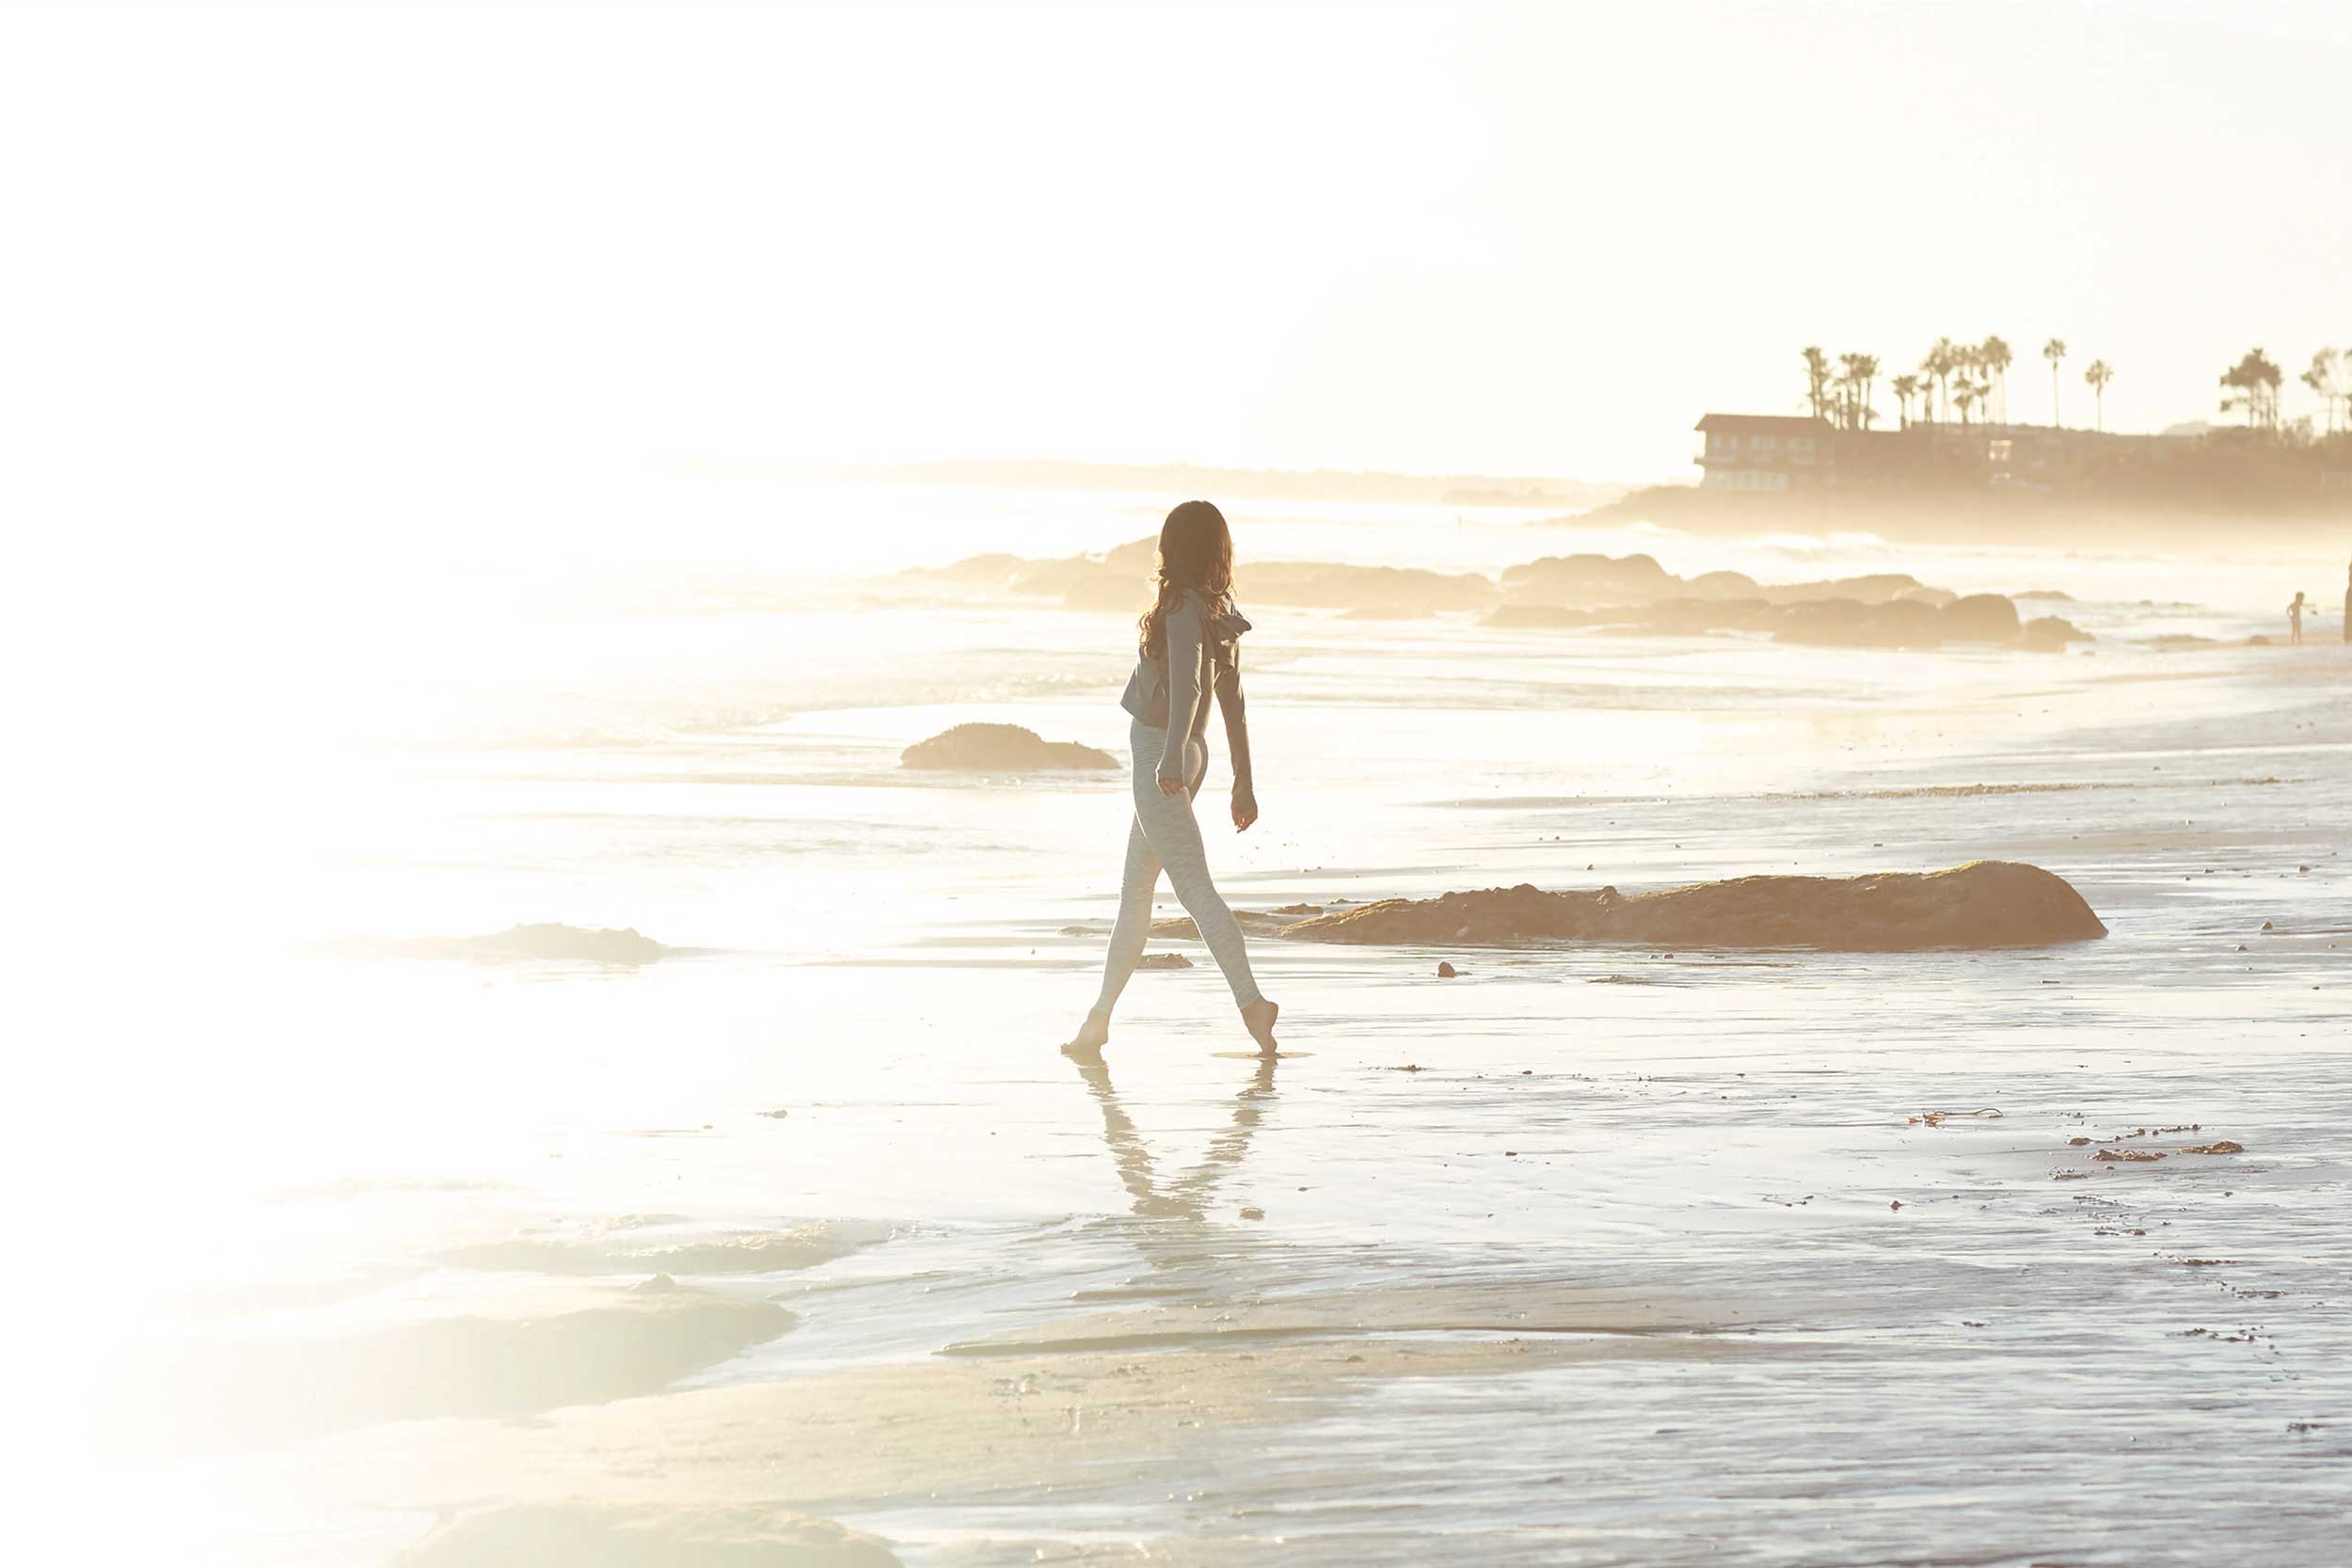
2042, 339, 2067, 427
1833, 352, 1881, 432
2083, 359, 2114, 432
1926, 338, 1961, 423
1979, 336, 2012, 426
1958, 346, 1990, 436
1803, 346, 1834, 421
1891, 373, 1920, 428
2302, 349, 2341, 435
2218, 348, 2282, 431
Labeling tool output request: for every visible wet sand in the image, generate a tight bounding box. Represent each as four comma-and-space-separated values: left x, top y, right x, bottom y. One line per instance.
57, 512, 2351, 1566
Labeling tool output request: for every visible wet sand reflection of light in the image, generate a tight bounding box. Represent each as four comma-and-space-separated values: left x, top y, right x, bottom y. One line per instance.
1069, 1050, 1279, 1222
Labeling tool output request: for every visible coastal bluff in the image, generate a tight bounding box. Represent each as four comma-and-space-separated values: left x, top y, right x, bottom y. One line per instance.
1280, 862, 2106, 951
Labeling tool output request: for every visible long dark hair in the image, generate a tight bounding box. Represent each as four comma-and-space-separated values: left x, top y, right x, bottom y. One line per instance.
1136, 499, 1234, 660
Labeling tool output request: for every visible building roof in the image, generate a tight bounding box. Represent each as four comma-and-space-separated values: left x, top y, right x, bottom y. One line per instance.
1694, 414, 1834, 435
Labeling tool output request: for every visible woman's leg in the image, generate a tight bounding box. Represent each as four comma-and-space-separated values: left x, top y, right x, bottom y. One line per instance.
1089, 814, 1164, 1018
1078, 721, 1170, 1041
1135, 733, 1264, 1010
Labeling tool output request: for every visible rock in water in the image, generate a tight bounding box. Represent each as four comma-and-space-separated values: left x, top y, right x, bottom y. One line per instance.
900, 723, 1118, 771
1773, 596, 1945, 649
1500, 552, 1677, 604
2017, 615, 2092, 653
1937, 594, 2022, 641
1280, 862, 2106, 952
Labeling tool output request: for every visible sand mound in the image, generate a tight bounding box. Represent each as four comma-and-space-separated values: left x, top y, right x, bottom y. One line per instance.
1280, 862, 2106, 951
900, 723, 1116, 771
386, 1505, 900, 1568
344, 925, 668, 964
1149, 911, 1298, 939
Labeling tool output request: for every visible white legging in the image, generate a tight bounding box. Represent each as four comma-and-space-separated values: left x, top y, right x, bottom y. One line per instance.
1091, 718, 1263, 1014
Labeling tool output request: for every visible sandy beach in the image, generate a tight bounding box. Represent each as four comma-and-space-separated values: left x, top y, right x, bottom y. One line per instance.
19, 3, 2352, 1559
34, 485, 2344, 1568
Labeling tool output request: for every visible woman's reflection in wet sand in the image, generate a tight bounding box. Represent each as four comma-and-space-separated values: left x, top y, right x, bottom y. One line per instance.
1066, 1050, 1279, 1221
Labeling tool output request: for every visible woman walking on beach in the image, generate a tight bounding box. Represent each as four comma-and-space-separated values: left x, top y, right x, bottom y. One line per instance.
1067, 500, 1280, 1057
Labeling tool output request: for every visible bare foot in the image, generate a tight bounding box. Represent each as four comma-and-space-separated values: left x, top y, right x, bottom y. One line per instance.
1241, 997, 1279, 1054
1062, 1009, 1110, 1058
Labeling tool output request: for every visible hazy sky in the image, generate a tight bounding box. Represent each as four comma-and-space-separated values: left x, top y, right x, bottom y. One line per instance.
5, 0, 2346, 523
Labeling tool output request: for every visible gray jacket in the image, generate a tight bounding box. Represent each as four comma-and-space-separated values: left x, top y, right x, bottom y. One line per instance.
1119, 588, 1253, 784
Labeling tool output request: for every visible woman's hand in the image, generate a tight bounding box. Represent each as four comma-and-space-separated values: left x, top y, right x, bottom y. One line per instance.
1158, 776, 1186, 797
1231, 789, 1259, 832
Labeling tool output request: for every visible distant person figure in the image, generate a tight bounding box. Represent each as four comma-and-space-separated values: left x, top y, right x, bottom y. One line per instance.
1066, 500, 1279, 1057
2287, 591, 2305, 644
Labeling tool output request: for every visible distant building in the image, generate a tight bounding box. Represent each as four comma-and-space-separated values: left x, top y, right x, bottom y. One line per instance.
1692, 415, 1831, 490
1693, 413, 1932, 489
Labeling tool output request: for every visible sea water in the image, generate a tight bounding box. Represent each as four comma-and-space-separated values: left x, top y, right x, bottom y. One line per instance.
40, 483, 2349, 1565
